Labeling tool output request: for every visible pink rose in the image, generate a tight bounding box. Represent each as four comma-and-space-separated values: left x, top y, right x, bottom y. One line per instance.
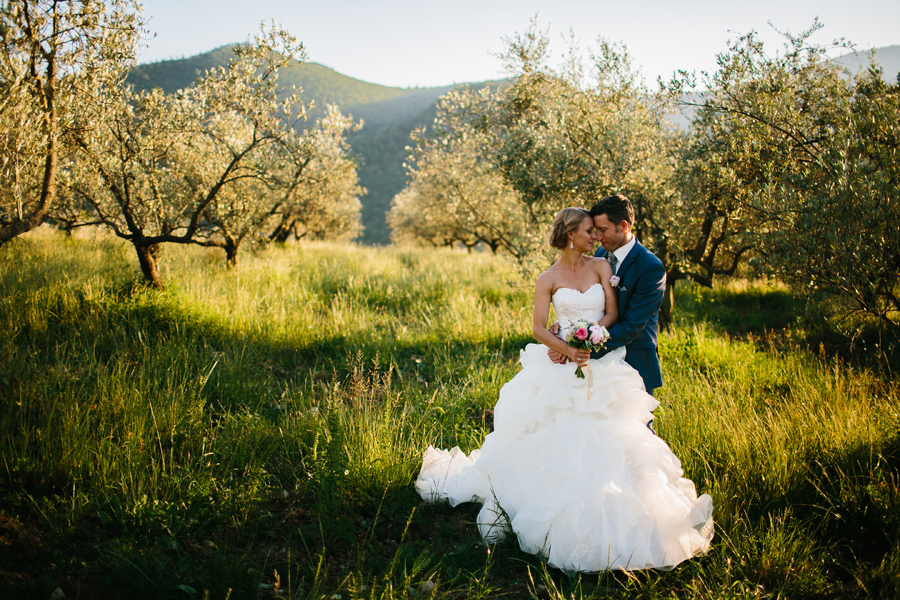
589, 325, 609, 345
575, 327, 589, 340
609, 275, 620, 287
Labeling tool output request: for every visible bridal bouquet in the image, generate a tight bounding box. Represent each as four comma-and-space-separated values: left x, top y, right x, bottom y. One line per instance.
561, 319, 610, 378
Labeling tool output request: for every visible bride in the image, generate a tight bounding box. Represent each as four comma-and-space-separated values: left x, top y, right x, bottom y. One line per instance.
416, 207, 714, 572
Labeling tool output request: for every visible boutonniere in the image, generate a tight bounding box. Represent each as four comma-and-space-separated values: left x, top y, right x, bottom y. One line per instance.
609, 275, 621, 288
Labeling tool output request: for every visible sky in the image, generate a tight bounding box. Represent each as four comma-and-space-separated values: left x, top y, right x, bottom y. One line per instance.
136, 0, 900, 89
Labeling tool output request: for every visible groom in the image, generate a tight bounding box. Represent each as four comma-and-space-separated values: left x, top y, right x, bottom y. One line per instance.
589, 194, 666, 396
549, 194, 666, 397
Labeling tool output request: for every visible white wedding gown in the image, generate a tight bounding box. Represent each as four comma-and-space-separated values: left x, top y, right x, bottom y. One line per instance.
416, 283, 714, 572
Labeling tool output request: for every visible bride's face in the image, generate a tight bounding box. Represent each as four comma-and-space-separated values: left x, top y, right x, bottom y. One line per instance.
569, 217, 595, 253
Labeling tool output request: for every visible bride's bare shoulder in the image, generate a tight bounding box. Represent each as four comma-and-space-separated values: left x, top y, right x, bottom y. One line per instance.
586, 256, 612, 274
536, 264, 562, 290
539, 260, 564, 277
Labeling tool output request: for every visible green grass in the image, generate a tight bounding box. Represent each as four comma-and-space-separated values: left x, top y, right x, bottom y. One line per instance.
1, 229, 898, 599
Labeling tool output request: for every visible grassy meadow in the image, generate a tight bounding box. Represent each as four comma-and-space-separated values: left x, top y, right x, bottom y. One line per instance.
1, 230, 898, 599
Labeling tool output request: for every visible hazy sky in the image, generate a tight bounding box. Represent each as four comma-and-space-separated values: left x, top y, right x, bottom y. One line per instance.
136, 0, 900, 88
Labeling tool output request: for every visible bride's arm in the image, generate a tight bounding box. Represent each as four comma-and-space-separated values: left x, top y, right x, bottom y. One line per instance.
597, 259, 618, 328
532, 274, 590, 365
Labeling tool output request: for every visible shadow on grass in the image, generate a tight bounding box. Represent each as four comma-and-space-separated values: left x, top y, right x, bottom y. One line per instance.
673, 282, 805, 336
674, 281, 900, 374
0, 282, 541, 598
720, 429, 900, 572
1, 279, 531, 406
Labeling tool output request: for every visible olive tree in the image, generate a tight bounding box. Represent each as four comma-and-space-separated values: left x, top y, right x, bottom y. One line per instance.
392, 24, 687, 303
476, 24, 691, 316
0, 0, 141, 247
788, 72, 900, 328
265, 105, 363, 244
674, 22, 900, 329
65, 25, 362, 286
389, 86, 527, 254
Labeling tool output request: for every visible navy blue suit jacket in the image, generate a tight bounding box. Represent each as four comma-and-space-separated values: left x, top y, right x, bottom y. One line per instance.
592, 241, 666, 393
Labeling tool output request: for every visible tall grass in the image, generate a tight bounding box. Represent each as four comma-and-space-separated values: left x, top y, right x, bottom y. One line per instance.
1, 229, 898, 599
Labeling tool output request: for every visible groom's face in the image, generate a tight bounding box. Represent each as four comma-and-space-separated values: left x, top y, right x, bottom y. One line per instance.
593, 214, 627, 252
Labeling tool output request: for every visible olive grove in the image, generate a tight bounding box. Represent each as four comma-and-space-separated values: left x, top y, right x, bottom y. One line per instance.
391, 21, 899, 329
1, 3, 363, 288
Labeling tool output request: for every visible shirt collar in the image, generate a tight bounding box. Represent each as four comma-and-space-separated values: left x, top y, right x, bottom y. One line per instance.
612, 236, 637, 265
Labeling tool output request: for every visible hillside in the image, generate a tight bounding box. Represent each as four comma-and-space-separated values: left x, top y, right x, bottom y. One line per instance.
345, 87, 455, 244
834, 44, 900, 82
127, 48, 485, 245
345, 82, 505, 244
126, 45, 408, 109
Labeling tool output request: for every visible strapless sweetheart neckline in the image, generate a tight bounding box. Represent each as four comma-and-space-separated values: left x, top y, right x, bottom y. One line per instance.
552, 282, 603, 297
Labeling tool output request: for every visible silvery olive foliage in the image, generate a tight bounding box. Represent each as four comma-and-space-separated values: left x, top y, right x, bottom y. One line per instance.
393, 21, 685, 289
265, 104, 363, 245
673, 21, 900, 329
63, 24, 363, 287
396, 19, 899, 330
789, 74, 900, 329
0, 0, 141, 247
389, 86, 527, 255
488, 25, 685, 281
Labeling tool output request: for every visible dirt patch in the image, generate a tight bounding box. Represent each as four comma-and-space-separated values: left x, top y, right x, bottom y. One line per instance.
0, 514, 48, 585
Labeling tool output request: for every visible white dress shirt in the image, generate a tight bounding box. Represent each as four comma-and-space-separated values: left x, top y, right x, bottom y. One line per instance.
610, 237, 636, 273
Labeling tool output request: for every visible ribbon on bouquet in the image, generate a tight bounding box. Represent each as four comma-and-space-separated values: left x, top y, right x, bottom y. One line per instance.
584, 361, 594, 400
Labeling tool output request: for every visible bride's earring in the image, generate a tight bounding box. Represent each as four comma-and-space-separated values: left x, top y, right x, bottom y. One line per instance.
569, 240, 573, 249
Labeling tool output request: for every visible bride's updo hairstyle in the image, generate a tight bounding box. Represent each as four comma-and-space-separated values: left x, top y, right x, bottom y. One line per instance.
548, 207, 590, 249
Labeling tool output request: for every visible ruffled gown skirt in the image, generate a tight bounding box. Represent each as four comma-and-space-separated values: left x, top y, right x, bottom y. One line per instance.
416, 345, 714, 572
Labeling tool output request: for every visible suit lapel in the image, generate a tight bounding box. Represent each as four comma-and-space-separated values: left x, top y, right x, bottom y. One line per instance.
615, 242, 642, 280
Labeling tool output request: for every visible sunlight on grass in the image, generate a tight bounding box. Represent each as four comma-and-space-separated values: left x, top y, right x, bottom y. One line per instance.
1, 229, 898, 598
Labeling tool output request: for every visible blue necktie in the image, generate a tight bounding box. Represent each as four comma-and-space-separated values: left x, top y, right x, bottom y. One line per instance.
608, 252, 619, 273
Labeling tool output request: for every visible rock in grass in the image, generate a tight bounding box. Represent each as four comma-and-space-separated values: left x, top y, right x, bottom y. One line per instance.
419, 580, 435, 594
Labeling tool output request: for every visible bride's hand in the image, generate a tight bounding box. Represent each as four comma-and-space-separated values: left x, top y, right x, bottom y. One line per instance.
568, 348, 591, 366
548, 348, 568, 364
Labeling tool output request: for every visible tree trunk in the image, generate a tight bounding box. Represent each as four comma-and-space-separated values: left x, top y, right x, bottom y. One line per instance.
225, 239, 240, 268
0, 129, 58, 249
660, 274, 676, 331
0, 211, 47, 248
271, 225, 291, 244
135, 243, 164, 289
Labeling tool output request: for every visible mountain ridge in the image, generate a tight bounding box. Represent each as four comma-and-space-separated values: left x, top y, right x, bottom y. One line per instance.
127, 45, 412, 109
833, 44, 900, 82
